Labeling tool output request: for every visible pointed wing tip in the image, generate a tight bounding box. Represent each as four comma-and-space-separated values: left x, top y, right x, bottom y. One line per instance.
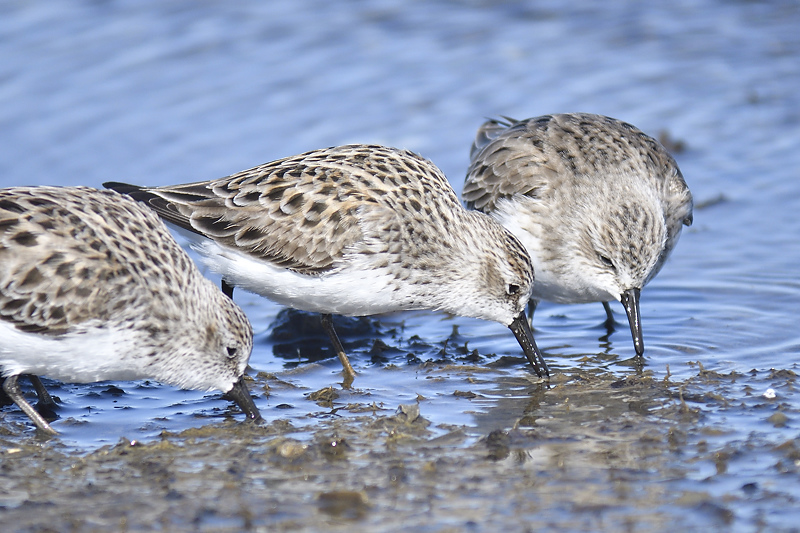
103, 182, 143, 195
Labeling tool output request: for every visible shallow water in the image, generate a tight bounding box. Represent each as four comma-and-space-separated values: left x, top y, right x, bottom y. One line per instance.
1, 0, 800, 531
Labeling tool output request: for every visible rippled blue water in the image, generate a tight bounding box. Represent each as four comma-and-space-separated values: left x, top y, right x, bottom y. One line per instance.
1, 0, 799, 528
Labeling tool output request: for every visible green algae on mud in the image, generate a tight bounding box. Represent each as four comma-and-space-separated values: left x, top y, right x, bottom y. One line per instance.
1, 364, 798, 532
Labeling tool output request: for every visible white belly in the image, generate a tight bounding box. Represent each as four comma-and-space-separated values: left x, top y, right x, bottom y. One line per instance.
0, 321, 146, 383
193, 240, 415, 316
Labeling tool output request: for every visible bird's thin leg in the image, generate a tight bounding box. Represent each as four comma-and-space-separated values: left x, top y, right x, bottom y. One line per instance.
28, 375, 57, 409
602, 301, 617, 332
0, 378, 12, 407
3, 375, 58, 435
222, 280, 235, 299
320, 314, 356, 385
527, 299, 539, 324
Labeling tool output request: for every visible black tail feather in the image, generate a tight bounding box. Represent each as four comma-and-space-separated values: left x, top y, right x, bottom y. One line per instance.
103, 181, 195, 233
103, 181, 144, 196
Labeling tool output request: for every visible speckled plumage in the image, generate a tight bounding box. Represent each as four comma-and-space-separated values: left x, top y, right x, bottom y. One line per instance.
106, 144, 549, 378
464, 113, 693, 355
0, 186, 260, 434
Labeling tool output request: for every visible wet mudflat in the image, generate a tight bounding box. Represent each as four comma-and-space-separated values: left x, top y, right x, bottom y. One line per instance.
1, 337, 798, 531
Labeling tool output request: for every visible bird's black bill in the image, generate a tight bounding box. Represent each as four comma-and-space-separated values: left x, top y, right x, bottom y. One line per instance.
508, 312, 550, 378
224, 376, 262, 421
620, 288, 644, 356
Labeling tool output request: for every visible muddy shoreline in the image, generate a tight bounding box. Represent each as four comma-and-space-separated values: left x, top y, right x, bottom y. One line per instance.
2, 364, 796, 532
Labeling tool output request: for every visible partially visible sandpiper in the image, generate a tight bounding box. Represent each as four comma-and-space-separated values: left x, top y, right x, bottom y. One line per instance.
106, 143, 549, 380
0, 186, 260, 434
464, 113, 693, 356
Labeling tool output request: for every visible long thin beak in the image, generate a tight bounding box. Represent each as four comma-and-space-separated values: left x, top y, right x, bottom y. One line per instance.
620, 288, 644, 356
224, 376, 262, 421
508, 311, 550, 378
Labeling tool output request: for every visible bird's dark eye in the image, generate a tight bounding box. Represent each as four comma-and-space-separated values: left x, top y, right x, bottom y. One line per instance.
598, 254, 615, 270
508, 283, 520, 295
226, 346, 238, 358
